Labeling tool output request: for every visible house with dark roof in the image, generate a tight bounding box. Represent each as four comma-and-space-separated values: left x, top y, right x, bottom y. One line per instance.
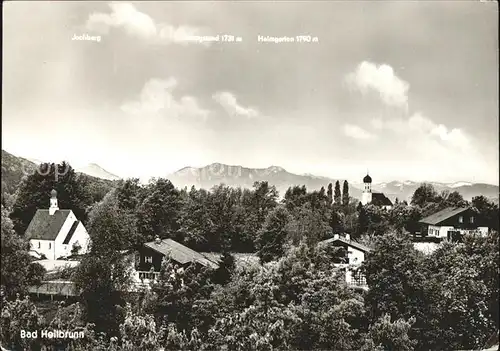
25, 190, 90, 260
133, 237, 219, 282
418, 206, 488, 241
360, 173, 393, 210
319, 233, 371, 289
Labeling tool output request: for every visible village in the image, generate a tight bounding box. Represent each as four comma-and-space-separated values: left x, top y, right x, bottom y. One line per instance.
25, 173, 492, 299
2, 1, 498, 350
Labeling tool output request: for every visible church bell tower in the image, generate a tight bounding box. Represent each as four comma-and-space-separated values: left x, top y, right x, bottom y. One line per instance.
49, 189, 59, 215
361, 173, 372, 206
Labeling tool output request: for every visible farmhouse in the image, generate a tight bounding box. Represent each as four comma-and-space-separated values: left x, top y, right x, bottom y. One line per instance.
319, 233, 371, 289
418, 206, 489, 241
360, 173, 393, 210
25, 190, 90, 260
134, 237, 219, 282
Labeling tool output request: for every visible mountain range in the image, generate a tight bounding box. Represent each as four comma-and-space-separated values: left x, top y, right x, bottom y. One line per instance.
1, 150, 118, 203
2, 150, 498, 203
167, 163, 499, 202
27, 158, 120, 181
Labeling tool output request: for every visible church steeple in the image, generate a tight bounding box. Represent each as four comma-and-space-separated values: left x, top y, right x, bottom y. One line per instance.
361, 172, 373, 205
49, 189, 59, 215
363, 171, 372, 192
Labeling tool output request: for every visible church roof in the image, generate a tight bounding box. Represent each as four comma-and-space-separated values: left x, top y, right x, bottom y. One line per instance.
62, 220, 80, 244
25, 209, 72, 240
371, 193, 393, 206
363, 174, 372, 183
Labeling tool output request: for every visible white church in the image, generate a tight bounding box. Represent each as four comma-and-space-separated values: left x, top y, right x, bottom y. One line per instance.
360, 173, 393, 210
25, 189, 91, 260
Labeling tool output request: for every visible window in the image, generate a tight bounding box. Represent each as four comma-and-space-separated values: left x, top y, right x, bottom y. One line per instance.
38, 242, 41, 249
458, 216, 463, 223
470, 216, 474, 224
49, 242, 51, 249
145, 256, 153, 263
352, 271, 367, 286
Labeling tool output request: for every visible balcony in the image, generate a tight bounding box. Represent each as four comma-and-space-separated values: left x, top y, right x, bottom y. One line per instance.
134, 271, 160, 283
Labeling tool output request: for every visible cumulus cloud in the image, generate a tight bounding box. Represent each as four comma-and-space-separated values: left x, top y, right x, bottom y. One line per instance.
121, 78, 209, 121
86, 3, 205, 44
346, 61, 409, 109
348, 61, 475, 160
213, 92, 259, 118
342, 124, 376, 140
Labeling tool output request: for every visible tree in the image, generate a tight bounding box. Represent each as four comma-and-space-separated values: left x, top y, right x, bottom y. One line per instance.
146, 257, 215, 333
251, 181, 279, 224
10, 162, 92, 235
205, 185, 238, 251
1, 205, 46, 298
116, 178, 144, 212
329, 208, 345, 234
366, 314, 416, 351
419, 238, 497, 350
86, 192, 139, 253
410, 183, 439, 208
342, 180, 350, 207
356, 201, 363, 212
388, 203, 422, 234
472, 195, 499, 231
356, 205, 390, 236
119, 303, 159, 350
137, 178, 182, 243
0, 296, 44, 350
441, 190, 468, 208
363, 232, 427, 323
287, 203, 331, 247
213, 252, 236, 285
206, 243, 371, 351
256, 206, 291, 263
334, 181, 342, 206
283, 185, 308, 212
327, 183, 333, 206
178, 187, 212, 251
74, 250, 133, 335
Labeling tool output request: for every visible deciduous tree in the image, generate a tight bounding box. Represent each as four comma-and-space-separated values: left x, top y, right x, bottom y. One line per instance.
1, 205, 45, 298
10, 162, 92, 235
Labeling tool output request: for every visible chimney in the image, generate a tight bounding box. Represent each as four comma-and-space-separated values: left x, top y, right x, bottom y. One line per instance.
333, 234, 340, 240
345, 233, 351, 241
155, 236, 161, 245
49, 189, 59, 215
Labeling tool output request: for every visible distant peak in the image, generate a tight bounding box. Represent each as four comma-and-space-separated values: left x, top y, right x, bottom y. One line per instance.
267, 165, 286, 172
76, 163, 120, 180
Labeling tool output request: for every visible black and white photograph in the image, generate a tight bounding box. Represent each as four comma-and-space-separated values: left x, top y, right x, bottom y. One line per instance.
1, 1, 499, 350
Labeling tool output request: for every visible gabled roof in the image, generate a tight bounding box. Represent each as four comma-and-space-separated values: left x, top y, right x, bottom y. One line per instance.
25, 210, 72, 240
419, 207, 471, 225
144, 239, 219, 269
371, 193, 393, 206
319, 237, 372, 253
63, 221, 79, 244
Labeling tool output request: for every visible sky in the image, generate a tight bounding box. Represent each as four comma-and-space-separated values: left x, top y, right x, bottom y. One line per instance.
2, 1, 499, 184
